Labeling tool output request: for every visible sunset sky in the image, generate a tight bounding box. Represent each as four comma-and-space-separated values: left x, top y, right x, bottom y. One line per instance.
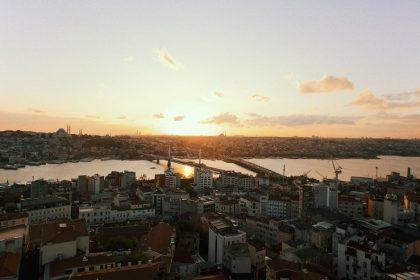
1, 1, 419, 137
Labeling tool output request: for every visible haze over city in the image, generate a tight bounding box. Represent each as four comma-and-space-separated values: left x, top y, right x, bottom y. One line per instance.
1, 1, 419, 137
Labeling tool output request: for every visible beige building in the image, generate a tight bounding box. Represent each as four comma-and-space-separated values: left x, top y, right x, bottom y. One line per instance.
367, 195, 384, 219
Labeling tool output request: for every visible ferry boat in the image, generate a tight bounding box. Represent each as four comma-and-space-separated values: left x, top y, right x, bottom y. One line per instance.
3, 164, 18, 170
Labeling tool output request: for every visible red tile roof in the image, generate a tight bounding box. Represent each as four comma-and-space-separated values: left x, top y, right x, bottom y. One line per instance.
0, 252, 20, 278
70, 262, 161, 280
29, 219, 88, 247
145, 222, 175, 255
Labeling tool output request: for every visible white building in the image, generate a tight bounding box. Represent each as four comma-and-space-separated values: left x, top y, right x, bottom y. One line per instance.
193, 167, 213, 193
313, 183, 338, 209
19, 196, 71, 225
79, 203, 155, 226
121, 171, 136, 189
383, 193, 413, 224
266, 196, 291, 219
28, 219, 89, 265
223, 243, 252, 279
91, 174, 104, 194
239, 194, 268, 217
0, 225, 25, 254
238, 175, 255, 190
337, 238, 386, 280
221, 172, 239, 189
208, 218, 246, 265
164, 169, 180, 188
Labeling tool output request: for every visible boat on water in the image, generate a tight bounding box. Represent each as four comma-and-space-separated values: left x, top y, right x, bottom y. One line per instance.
150, 167, 156, 169
3, 164, 18, 170
48, 160, 65, 164
80, 158, 94, 162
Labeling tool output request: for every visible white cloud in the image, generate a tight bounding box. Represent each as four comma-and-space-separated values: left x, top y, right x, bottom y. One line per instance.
28, 108, 46, 114
297, 76, 354, 93
349, 89, 420, 110
173, 115, 185, 121
85, 114, 101, 119
245, 114, 358, 126
251, 93, 270, 102
153, 48, 182, 70
201, 112, 240, 125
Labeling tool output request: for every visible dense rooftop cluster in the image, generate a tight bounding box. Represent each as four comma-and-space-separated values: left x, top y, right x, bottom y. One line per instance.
1, 130, 420, 170
0, 151, 419, 279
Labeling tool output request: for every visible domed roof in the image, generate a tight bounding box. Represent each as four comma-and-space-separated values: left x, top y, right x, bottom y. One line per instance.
56, 128, 67, 135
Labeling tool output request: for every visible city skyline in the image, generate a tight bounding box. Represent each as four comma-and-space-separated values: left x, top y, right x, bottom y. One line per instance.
1, 1, 419, 138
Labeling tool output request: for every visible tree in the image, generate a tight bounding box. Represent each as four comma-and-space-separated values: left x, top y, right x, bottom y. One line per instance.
105, 236, 138, 251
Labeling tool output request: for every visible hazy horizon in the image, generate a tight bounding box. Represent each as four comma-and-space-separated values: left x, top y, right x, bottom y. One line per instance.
1, 1, 419, 138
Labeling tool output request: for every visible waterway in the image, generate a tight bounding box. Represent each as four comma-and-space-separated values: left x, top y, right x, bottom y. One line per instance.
0, 156, 418, 184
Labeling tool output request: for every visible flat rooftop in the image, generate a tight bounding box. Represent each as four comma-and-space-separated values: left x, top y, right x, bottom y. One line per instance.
0, 225, 25, 241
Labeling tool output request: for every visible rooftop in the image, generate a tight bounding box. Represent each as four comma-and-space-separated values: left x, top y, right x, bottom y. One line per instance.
20, 196, 69, 210
29, 219, 88, 246
0, 225, 25, 241
0, 252, 20, 278
69, 262, 162, 280
50, 254, 116, 277
0, 212, 27, 222
144, 222, 175, 255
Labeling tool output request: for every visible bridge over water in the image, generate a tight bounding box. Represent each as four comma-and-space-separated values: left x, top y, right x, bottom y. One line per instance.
141, 153, 284, 179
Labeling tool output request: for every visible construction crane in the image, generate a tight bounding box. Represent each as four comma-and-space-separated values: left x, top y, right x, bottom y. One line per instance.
301, 169, 312, 177
331, 159, 342, 181
316, 170, 327, 181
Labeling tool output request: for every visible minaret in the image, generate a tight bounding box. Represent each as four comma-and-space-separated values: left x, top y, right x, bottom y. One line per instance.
199, 149, 202, 166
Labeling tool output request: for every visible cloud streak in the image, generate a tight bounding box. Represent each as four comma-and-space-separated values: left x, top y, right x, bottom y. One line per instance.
251, 93, 270, 102
297, 76, 354, 93
201, 112, 358, 127
245, 114, 358, 127
28, 108, 46, 114
201, 112, 240, 125
85, 114, 101, 119
153, 113, 165, 119
349, 89, 420, 110
153, 48, 182, 69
